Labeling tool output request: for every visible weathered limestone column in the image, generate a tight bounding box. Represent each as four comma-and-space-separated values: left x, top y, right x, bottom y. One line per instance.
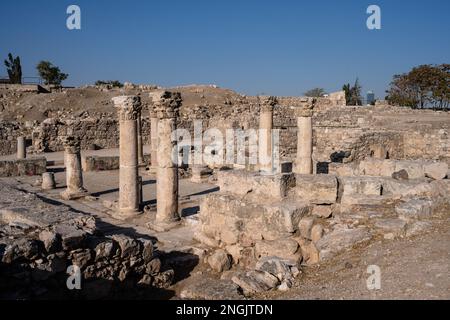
113, 95, 142, 217
60, 136, 88, 200
150, 91, 181, 231
258, 96, 277, 174
42, 172, 56, 190
148, 95, 159, 172
137, 111, 145, 165
294, 100, 315, 174
17, 136, 26, 159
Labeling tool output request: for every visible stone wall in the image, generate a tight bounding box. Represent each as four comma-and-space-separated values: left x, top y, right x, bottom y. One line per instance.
0, 183, 173, 299
0, 122, 21, 156
82, 154, 151, 171
0, 99, 449, 168
0, 157, 47, 177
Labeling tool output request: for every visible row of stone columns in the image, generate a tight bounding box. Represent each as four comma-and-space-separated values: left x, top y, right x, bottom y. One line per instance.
257, 97, 314, 175
54, 90, 312, 229
111, 92, 181, 230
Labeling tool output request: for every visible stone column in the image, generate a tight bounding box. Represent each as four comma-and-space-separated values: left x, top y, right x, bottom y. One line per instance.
258, 96, 277, 174
60, 136, 88, 200
137, 111, 145, 165
113, 95, 142, 217
148, 100, 159, 171
150, 91, 181, 231
17, 136, 26, 159
42, 172, 56, 190
294, 100, 315, 174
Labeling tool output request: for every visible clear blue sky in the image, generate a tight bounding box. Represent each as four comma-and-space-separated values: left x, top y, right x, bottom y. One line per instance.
1, 0, 449, 98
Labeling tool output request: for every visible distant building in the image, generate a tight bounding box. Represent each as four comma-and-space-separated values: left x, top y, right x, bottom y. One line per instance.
366, 91, 375, 105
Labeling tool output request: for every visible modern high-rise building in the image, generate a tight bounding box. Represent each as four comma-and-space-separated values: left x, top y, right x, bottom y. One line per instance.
367, 91, 375, 105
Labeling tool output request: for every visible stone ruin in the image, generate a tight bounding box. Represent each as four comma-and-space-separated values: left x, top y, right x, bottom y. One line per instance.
0, 85, 449, 299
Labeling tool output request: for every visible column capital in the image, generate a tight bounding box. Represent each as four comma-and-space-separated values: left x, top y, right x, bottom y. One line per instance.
113, 95, 142, 121
259, 96, 278, 113
151, 91, 182, 119
61, 135, 81, 154
294, 98, 316, 117
147, 102, 157, 118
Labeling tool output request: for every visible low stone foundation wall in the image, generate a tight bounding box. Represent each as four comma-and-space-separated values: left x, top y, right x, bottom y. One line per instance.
0, 183, 173, 299
195, 169, 450, 293
330, 159, 449, 180
82, 155, 151, 172
0, 157, 47, 177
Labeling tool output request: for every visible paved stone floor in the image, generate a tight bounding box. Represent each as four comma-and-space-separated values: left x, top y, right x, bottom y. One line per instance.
2, 146, 218, 253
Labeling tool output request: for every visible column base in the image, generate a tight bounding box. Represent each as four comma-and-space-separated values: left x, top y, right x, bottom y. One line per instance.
60, 189, 89, 200
112, 208, 143, 221
293, 161, 313, 175
146, 219, 181, 232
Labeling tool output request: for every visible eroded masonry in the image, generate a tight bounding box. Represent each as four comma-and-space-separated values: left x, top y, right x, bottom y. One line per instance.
0, 84, 449, 299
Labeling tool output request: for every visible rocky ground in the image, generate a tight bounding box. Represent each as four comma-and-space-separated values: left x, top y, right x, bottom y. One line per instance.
268, 216, 450, 300
174, 215, 450, 300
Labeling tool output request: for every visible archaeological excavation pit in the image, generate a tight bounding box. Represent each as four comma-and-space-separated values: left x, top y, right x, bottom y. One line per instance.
1, 85, 449, 301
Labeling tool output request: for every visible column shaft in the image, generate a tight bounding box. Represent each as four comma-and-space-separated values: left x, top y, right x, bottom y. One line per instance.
65, 151, 84, 192
259, 111, 273, 173
119, 117, 140, 213
17, 137, 26, 159
156, 117, 179, 223
295, 116, 313, 174
150, 116, 158, 167
137, 114, 144, 164
60, 136, 87, 200
113, 95, 142, 217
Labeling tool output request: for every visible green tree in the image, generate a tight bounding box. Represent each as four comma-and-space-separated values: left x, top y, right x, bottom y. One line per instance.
4, 53, 22, 84
350, 78, 363, 105
342, 79, 362, 105
386, 64, 449, 110
36, 61, 68, 86
342, 83, 351, 105
304, 87, 326, 97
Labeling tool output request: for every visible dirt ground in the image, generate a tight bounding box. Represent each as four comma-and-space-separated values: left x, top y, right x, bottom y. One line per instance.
258, 216, 450, 300
0, 85, 243, 122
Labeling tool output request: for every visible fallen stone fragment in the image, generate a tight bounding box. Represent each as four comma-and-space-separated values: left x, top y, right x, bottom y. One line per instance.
94, 239, 115, 261
315, 227, 372, 261
39, 230, 61, 253
396, 199, 433, 220
180, 274, 243, 300
111, 234, 141, 259
255, 238, 300, 261
374, 218, 407, 236
255, 256, 296, 283
231, 270, 280, 295
207, 249, 232, 273
423, 162, 448, 180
